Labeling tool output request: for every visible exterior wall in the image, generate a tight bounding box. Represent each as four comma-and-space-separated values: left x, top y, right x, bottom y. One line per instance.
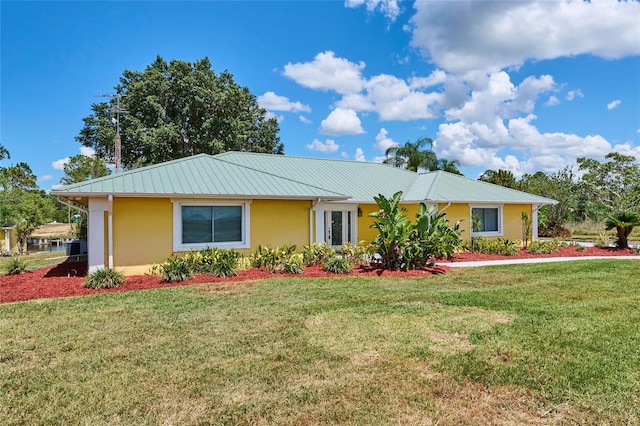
112, 198, 173, 272
503, 204, 533, 242
111, 197, 311, 275
250, 199, 312, 251
437, 203, 534, 243
1, 228, 18, 255
438, 203, 472, 241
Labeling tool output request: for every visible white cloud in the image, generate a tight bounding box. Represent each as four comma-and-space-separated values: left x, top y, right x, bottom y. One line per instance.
409, 0, 640, 74
337, 73, 442, 121
265, 111, 285, 123
566, 89, 584, 101
79, 147, 95, 157
345, 0, 400, 22
434, 70, 622, 176
354, 147, 366, 162
306, 138, 340, 154
607, 99, 622, 110
283, 51, 365, 95
373, 128, 398, 152
320, 108, 365, 136
52, 157, 69, 171
257, 91, 311, 113
545, 96, 560, 107
299, 116, 312, 124
38, 174, 53, 182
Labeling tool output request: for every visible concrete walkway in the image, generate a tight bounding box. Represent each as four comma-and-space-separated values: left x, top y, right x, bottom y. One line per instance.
439, 256, 640, 268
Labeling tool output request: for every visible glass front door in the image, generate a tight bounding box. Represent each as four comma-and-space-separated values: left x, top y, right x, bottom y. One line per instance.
325, 210, 353, 247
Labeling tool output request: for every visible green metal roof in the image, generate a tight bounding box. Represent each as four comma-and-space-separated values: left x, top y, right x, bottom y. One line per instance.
51, 152, 557, 205
404, 171, 556, 204
51, 154, 348, 200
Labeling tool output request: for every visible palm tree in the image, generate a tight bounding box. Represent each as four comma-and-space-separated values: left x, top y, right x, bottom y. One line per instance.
604, 212, 640, 249
384, 137, 438, 172
437, 158, 463, 175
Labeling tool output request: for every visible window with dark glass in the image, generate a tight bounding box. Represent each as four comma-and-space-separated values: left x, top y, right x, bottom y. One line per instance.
472, 207, 499, 233
182, 205, 243, 244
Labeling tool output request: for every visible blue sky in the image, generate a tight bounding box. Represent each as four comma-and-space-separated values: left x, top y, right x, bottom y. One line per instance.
1, 0, 639, 190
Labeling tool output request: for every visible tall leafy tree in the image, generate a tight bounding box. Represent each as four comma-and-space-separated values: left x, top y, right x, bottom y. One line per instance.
479, 169, 518, 189
384, 137, 461, 174
577, 152, 640, 216
76, 56, 283, 169
0, 147, 56, 252
60, 155, 111, 185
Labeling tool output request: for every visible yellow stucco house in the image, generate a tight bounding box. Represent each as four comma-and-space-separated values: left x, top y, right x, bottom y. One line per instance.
51, 152, 556, 274
1, 226, 18, 256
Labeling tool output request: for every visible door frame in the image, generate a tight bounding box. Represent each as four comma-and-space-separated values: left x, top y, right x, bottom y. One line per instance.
313, 203, 358, 247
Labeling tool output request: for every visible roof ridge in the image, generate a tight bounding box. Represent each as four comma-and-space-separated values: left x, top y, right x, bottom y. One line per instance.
216, 150, 416, 172
212, 156, 349, 198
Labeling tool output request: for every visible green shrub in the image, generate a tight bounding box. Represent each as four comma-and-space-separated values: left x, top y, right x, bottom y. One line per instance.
3, 257, 27, 275
323, 255, 353, 274
594, 232, 612, 248
250, 245, 297, 273
282, 254, 304, 274
528, 239, 565, 254
369, 192, 461, 270
464, 237, 520, 256
84, 267, 124, 289
158, 257, 194, 283
195, 248, 239, 277
339, 242, 371, 267
302, 243, 335, 266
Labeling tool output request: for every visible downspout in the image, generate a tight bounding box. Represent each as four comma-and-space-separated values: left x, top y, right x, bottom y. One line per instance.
108, 194, 114, 268
439, 202, 451, 213
310, 198, 321, 245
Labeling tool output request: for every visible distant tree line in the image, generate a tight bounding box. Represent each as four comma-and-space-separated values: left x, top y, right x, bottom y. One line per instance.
479, 152, 640, 244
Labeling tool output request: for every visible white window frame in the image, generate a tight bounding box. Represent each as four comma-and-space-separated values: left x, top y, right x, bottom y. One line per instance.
172, 200, 251, 252
470, 204, 503, 237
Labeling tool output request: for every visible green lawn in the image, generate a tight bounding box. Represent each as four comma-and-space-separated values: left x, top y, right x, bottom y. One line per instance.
1, 260, 639, 425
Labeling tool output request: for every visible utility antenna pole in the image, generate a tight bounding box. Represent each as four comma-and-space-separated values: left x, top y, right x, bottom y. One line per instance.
94, 93, 127, 173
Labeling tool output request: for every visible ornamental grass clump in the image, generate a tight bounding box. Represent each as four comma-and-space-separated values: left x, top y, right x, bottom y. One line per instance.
84, 267, 124, 289
323, 255, 353, 274
157, 257, 194, 283
3, 257, 27, 275
250, 245, 302, 274
302, 243, 335, 266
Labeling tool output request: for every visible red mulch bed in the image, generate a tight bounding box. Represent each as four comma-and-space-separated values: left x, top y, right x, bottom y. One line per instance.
1, 246, 636, 304
446, 245, 638, 262
0, 263, 448, 304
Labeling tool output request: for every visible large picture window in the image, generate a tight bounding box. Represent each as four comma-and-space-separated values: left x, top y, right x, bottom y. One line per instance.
173, 201, 250, 251
471, 206, 502, 236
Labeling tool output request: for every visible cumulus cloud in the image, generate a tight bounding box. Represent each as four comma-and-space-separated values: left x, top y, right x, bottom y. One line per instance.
545, 96, 560, 107
566, 89, 584, 101
52, 157, 69, 171
373, 128, 398, 152
320, 108, 365, 136
434, 71, 620, 176
345, 0, 401, 22
306, 138, 340, 153
354, 147, 366, 162
299, 116, 312, 124
79, 146, 95, 157
409, 0, 640, 74
283, 51, 365, 95
257, 91, 311, 113
607, 99, 622, 110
